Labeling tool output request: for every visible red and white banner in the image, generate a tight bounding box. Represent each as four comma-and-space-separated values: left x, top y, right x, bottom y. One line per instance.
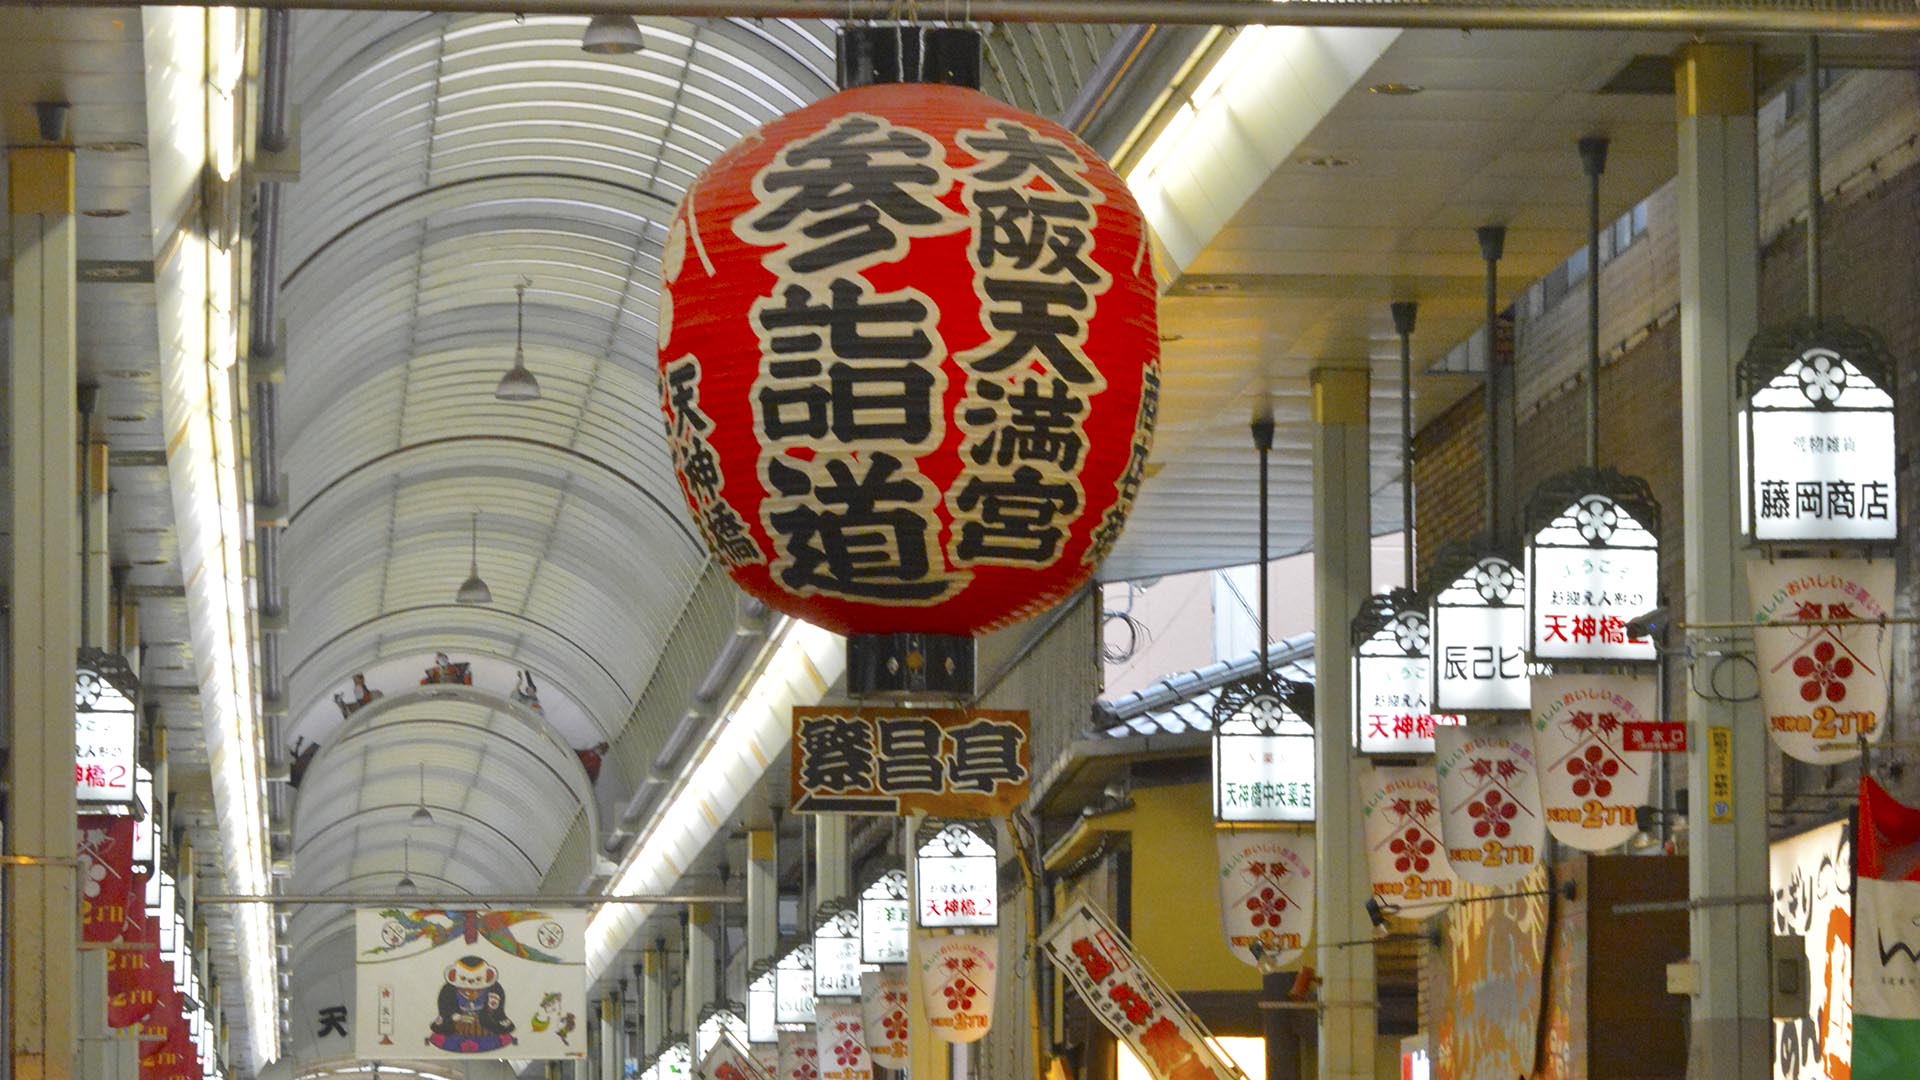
814, 1000, 872, 1080
77, 814, 137, 944
1531, 674, 1656, 851
109, 876, 161, 1029
1360, 766, 1456, 920
919, 932, 997, 1044
1749, 558, 1895, 764
859, 967, 910, 1067
1040, 900, 1237, 1080
776, 1029, 819, 1080
698, 1031, 774, 1080
1434, 722, 1546, 888
1215, 830, 1314, 967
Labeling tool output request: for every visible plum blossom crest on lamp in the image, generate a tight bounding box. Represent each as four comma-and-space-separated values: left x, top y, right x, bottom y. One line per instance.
456, 511, 493, 605
495, 279, 541, 402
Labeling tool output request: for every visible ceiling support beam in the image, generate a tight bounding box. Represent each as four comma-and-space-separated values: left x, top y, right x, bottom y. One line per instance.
32, 0, 1920, 34
200, 893, 743, 905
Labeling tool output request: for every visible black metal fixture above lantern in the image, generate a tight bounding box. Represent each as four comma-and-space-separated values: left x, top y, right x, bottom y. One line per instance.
1739, 319, 1897, 546
1522, 467, 1661, 664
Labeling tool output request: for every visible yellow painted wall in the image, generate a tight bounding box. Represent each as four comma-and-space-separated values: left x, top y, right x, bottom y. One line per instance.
1124, 782, 1262, 993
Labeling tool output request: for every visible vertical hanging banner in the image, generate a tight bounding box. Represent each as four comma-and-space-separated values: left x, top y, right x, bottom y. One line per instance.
109, 876, 160, 1029
1352, 590, 1462, 755
1522, 471, 1660, 663
1530, 674, 1657, 851
1214, 830, 1315, 968
1749, 558, 1895, 764
1769, 819, 1852, 1080
1434, 722, 1546, 888
814, 1000, 872, 1080
918, 931, 997, 1044
1360, 766, 1456, 920
1855, 776, 1920, 1079
353, 908, 587, 1060
1429, 553, 1532, 712
1041, 900, 1240, 1080
75, 656, 139, 804
859, 968, 911, 1067
77, 814, 137, 943
777, 1029, 819, 1080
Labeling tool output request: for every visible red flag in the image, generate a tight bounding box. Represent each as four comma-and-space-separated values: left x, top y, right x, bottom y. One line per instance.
1859, 776, 1920, 881
77, 814, 136, 944
138, 980, 187, 1080
109, 876, 159, 1029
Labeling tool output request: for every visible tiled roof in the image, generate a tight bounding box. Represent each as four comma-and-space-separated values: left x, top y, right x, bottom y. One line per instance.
1093, 633, 1317, 736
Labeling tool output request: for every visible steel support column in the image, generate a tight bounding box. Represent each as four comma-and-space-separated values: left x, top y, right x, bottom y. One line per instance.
1673, 42, 1770, 1080
747, 829, 777, 970
815, 814, 849, 904
8, 142, 80, 1080
685, 904, 717, 1039
643, 944, 667, 1052
1310, 367, 1375, 1080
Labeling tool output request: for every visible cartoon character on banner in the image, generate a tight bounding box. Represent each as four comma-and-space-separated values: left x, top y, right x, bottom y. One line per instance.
532, 991, 576, 1045
428, 955, 516, 1053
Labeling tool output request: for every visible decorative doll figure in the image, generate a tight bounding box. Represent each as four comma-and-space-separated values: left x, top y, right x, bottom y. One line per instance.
428, 955, 516, 1053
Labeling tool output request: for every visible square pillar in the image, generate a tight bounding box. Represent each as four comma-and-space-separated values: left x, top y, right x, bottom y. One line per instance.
1310, 368, 1376, 1080
747, 828, 778, 968
685, 904, 717, 1039
1674, 42, 1770, 1079
815, 814, 850, 904
8, 142, 80, 1080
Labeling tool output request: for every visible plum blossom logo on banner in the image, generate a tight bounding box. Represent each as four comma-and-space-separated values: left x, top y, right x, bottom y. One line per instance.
1361, 766, 1456, 919
1531, 675, 1656, 851
1434, 723, 1546, 888
1215, 831, 1314, 968
1749, 558, 1895, 765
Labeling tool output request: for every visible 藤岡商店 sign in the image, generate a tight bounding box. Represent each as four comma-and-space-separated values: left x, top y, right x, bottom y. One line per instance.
790, 707, 1029, 815
1748, 558, 1894, 765
1041, 899, 1238, 1080
1740, 322, 1898, 544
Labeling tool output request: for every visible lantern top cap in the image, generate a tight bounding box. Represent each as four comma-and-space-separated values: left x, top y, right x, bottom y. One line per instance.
836, 25, 982, 90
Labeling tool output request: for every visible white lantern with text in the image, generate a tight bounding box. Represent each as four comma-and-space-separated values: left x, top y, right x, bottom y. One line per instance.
1429, 553, 1531, 713
812, 904, 867, 999
915, 821, 998, 929
858, 869, 909, 965
1352, 590, 1463, 754
1210, 670, 1316, 823
773, 945, 816, 1025
1523, 470, 1660, 663
1740, 321, 1897, 544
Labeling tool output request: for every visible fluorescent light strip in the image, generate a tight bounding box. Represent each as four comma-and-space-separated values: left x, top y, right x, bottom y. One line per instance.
143, 6, 278, 1067
586, 618, 844, 977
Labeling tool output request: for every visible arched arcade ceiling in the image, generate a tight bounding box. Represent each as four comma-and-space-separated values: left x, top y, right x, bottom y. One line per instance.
274, 6, 1125, 1001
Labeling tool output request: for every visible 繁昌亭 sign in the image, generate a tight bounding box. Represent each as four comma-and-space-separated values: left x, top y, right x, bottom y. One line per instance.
1041, 899, 1239, 1080
790, 707, 1029, 815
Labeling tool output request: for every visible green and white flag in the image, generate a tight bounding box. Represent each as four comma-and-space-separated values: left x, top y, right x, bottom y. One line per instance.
1854, 777, 1920, 1079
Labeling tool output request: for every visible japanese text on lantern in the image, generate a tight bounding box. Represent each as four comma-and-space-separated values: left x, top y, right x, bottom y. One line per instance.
949, 119, 1109, 570
790, 707, 1029, 815
1040, 901, 1236, 1080
738, 113, 965, 604
1092, 362, 1158, 564
664, 356, 757, 568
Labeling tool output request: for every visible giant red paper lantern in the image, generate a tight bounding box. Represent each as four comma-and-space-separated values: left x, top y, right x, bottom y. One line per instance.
658, 81, 1159, 637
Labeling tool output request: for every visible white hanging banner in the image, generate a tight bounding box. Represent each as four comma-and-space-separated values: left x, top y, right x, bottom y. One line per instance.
1531, 674, 1657, 851
776, 1029, 818, 1080
1429, 555, 1532, 712
814, 1000, 872, 1080
1360, 765, 1456, 920
1749, 558, 1895, 764
352, 907, 587, 1060
1214, 830, 1314, 968
1040, 900, 1238, 1080
918, 931, 997, 1044
697, 1031, 774, 1080
859, 967, 910, 1068
1434, 722, 1546, 888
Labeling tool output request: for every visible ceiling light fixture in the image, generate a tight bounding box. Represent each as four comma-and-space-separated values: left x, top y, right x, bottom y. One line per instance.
455, 512, 493, 605
396, 836, 419, 896
495, 279, 542, 402
411, 762, 435, 827
582, 13, 645, 55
